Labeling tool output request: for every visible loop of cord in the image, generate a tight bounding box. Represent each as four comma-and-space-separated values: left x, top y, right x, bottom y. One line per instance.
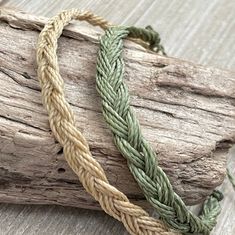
36, 9, 179, 235
96, 26, 223, 235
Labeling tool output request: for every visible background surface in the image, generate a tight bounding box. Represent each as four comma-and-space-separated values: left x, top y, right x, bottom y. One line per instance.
0, 0, 235, 234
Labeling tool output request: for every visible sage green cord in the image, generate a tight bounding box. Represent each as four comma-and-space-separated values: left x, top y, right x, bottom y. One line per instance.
128, 25, 166, 55
95, 26, 223, 234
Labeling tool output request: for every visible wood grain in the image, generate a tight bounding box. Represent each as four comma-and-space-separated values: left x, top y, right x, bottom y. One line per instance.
0, 1, 235, 235
0, 9, 234, 210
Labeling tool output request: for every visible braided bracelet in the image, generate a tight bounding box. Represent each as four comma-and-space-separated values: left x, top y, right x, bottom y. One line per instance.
96, 26, 223, 235
36, 9, 179, 235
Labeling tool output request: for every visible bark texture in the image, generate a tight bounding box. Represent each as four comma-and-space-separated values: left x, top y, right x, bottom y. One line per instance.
0, 9, 234, 210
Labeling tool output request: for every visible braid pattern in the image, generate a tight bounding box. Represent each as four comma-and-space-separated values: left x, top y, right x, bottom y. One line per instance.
96, 26, 222, 234
37, 9, 179, 235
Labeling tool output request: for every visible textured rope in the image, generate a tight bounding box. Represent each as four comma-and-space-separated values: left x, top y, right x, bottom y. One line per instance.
128, 25, 166, 55
96, 26, 223, 235
36, 9, 179, 235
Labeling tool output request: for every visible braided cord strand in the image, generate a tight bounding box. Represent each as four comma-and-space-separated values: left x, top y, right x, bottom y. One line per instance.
36, 9, 179, 235
96, 26, 223, 234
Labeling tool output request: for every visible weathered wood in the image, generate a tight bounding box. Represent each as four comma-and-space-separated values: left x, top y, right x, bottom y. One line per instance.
0, 9, 234, 211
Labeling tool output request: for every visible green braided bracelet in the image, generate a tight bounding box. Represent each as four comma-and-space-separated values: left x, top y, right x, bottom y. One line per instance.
95, 26, 223, 234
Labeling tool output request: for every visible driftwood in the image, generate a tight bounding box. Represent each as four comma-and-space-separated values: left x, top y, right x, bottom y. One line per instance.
0, 9, 234, 210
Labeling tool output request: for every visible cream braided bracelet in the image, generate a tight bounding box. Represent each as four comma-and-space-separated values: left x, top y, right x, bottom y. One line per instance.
36, 9, 178, 235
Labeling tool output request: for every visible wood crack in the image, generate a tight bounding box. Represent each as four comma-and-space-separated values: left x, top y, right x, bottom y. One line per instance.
0, 9, 233, 208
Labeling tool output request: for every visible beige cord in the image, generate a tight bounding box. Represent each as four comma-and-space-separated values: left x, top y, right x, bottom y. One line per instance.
36, 9, 178, 235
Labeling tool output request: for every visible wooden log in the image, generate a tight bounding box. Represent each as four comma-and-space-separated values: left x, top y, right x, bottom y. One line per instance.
0, 9, 234, 210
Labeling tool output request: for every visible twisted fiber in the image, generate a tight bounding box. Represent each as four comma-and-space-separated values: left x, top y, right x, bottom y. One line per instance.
128, 26, 166, 55
96, 26, 223, 235
36, 9, 179, 235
